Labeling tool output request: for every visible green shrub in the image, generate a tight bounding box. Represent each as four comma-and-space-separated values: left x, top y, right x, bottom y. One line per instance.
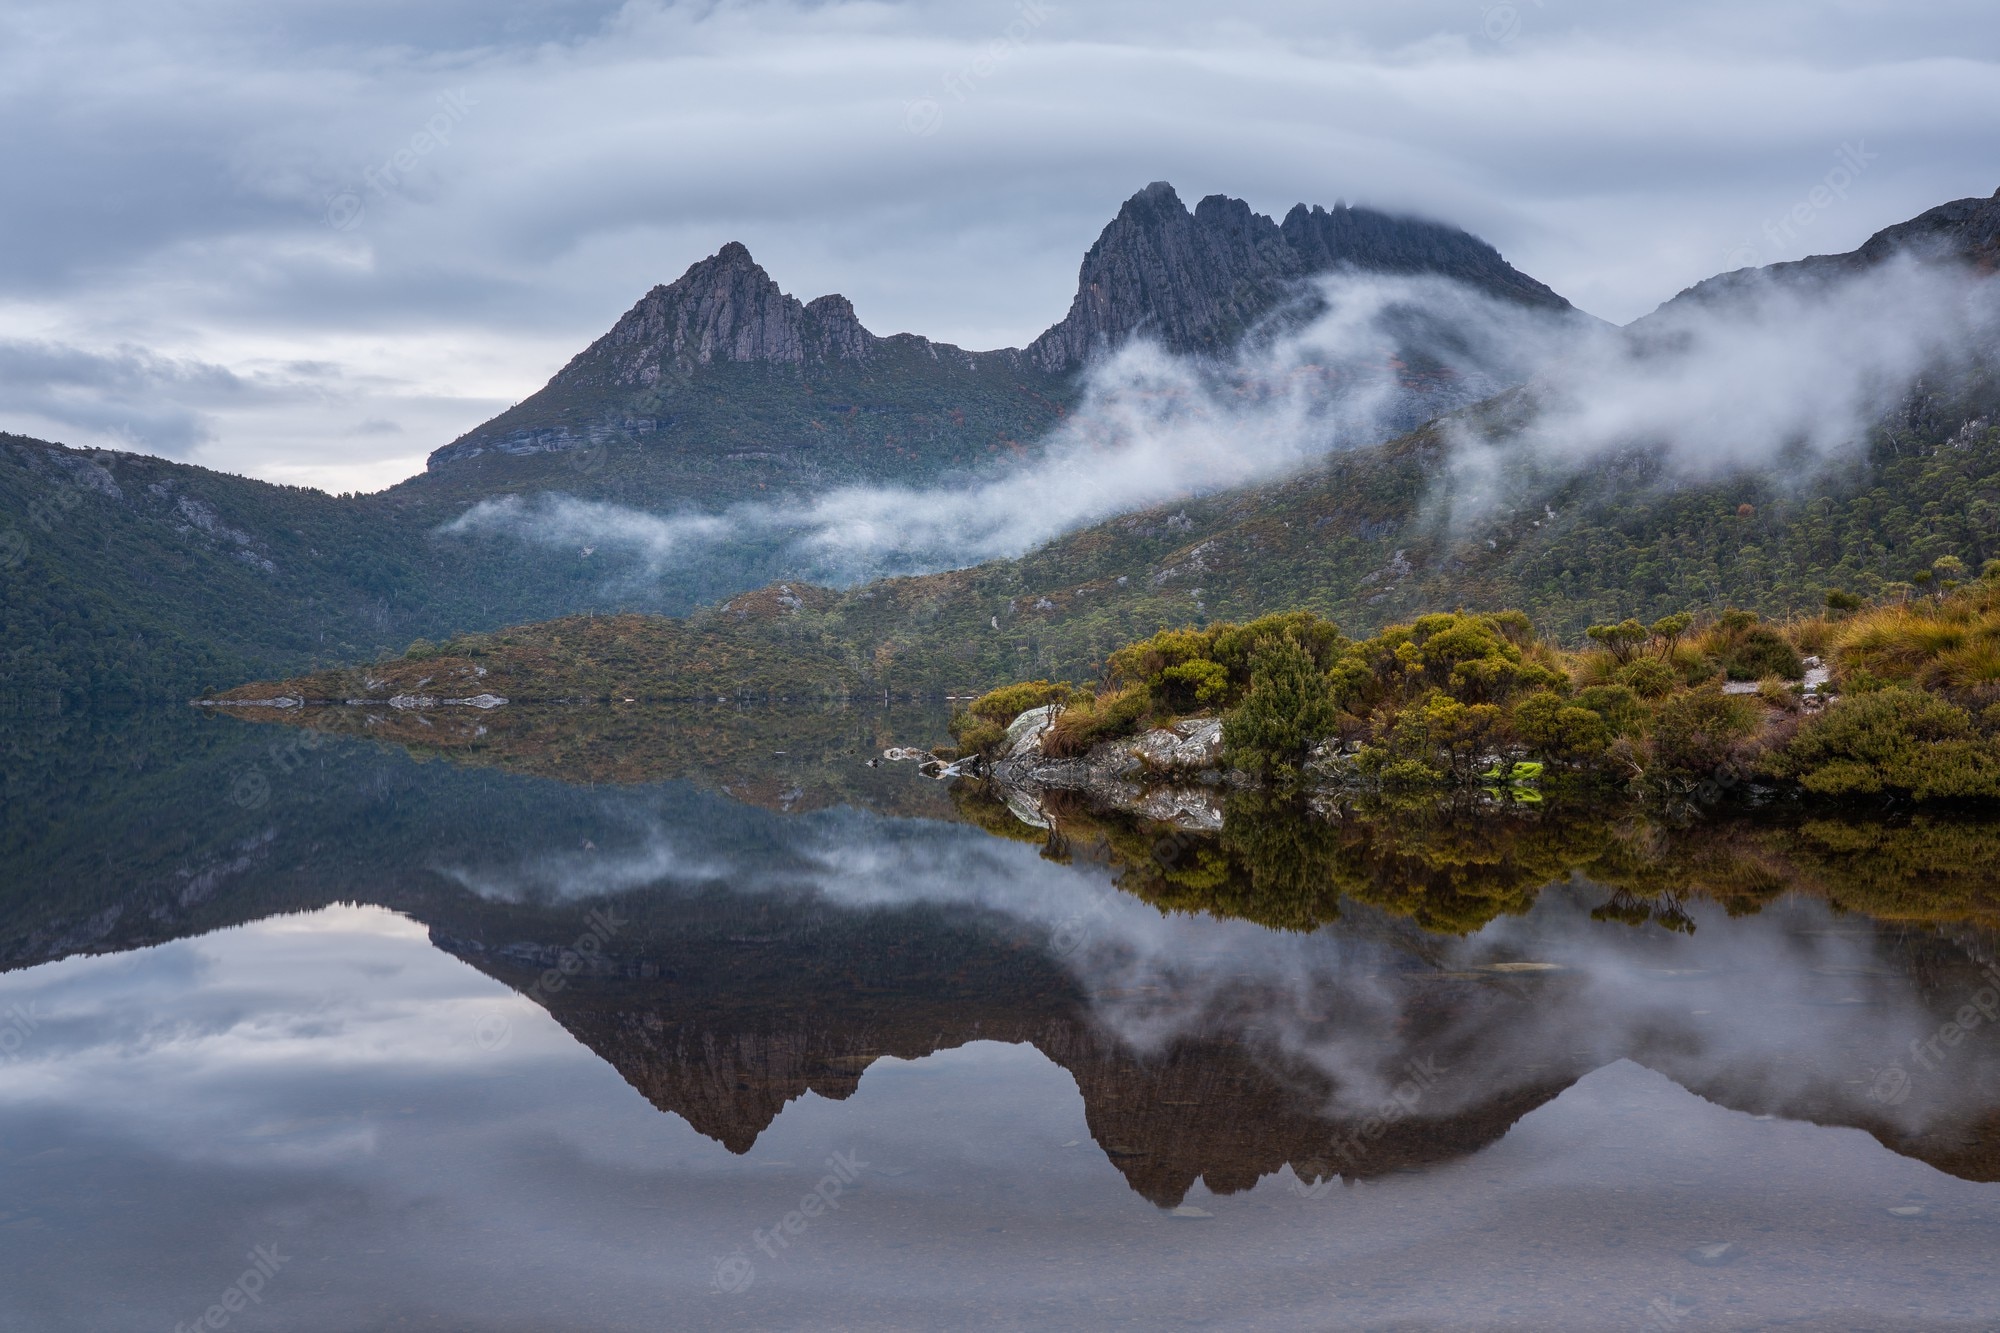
952, 679, 1073, 753
1575, 684, 1646, 736
1043, 686, 1151, 757
1721, 626, 1803, 681
1649, 685, 1761, 779
1347, 612, 1563, 707
1512, 690, 1611, 764
1222, 635, 1342, 780
1585, 619, 1650, 663
1765, 688, 2000, 799
1617, 657, 1680, 699
1364, 690, 1503, 784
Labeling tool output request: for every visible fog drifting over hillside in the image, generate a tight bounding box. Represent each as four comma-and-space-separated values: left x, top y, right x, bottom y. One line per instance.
1444, 253, 2000, 528
446, 272, 1584, 580
448, 253, 1999, 587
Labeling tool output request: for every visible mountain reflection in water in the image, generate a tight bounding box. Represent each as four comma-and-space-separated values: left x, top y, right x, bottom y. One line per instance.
0, 706, 1997, 1329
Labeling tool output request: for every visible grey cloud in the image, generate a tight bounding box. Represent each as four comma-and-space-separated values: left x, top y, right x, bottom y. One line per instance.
2, 0, 1997, 485
0, 339, 243, 453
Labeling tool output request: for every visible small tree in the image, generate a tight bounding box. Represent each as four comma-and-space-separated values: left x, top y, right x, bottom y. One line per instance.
1585, 619, 1650, 664
1649, 613, 1694, 658
1222, 635, 1341, 782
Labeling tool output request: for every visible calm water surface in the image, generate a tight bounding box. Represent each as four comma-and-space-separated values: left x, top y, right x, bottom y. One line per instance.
1, 707, 1997, 1331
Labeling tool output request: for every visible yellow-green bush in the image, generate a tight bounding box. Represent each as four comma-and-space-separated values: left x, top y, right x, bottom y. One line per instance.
951, 679, 1073, 753
1764, 688, 2000, 799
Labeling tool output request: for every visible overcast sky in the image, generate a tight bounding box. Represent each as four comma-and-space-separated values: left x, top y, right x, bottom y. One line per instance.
2, 0, 1996, 493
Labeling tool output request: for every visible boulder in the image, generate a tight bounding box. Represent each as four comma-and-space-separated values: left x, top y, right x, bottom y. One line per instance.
1003, 704, 1064, 759
1126, 717, 1225, 774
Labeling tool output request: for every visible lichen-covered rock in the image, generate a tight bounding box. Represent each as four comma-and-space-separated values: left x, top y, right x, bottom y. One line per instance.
1129, 717, 1224, 773
1003, 704, 1063, 759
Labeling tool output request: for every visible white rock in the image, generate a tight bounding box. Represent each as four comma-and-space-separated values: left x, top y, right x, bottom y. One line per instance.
1003, 704, 1063, 759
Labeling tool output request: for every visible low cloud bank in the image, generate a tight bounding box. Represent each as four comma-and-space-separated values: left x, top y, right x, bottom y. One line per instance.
446, 253, 2000, 591
444, 272, 1586, 581
1445, 254, 2000, 524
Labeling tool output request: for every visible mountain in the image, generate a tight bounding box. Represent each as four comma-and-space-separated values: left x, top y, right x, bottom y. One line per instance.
1024, 181, 1573, 371
418, 181, 1571, 496
0, 182, 1580, 713
418, 241, 1069, 506
280, 186, 2000, 700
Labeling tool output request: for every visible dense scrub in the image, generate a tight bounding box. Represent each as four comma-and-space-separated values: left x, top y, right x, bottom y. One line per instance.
955, 570, 2000, 804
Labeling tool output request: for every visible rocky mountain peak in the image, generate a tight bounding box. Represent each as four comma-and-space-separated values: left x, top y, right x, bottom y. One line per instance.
563, 243, 879, 390
1024, 182, 1572, 372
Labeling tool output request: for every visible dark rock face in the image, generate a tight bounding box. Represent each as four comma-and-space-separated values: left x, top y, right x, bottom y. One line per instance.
565, 181, 1575, 386
1651, 187, 2000, 318
564, 241, 884, 387
1023, 181, 1574, 372
1849, 187, 2000, 271
423, 180, 1580, 474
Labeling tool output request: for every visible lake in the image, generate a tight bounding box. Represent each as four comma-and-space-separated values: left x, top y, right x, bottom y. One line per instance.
1, 705, 1997, 1331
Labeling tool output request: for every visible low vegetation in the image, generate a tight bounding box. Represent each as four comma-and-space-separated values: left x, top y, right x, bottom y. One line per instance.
954, 566, 2000, 805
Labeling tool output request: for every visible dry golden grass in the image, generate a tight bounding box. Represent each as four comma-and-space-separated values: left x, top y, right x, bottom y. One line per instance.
1832, 582, 2000, 690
